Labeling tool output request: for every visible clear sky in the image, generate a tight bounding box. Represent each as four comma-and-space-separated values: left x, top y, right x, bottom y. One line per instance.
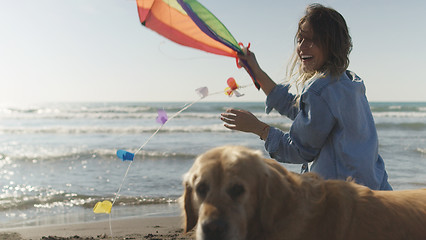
1, 0, 425, 104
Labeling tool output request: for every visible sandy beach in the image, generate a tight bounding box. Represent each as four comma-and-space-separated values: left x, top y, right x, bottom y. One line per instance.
0, 216, 193, 240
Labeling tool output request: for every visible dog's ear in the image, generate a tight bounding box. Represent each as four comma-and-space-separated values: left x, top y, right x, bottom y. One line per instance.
258, 160, 295, 229
182, 182, 198, 232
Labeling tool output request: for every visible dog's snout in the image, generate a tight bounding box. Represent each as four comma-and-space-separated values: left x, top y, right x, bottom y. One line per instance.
202, 219, 228, 239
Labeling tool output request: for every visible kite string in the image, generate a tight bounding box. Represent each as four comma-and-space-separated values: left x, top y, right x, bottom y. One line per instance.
108, 162, 133, 240
106, 96, 206, 240
111, 83, 248, 205
109, 212, 114, 240
111, 161, 133, 207
110, 98, 199, 200
132, 96, 204, 157
208, 83, 251, 96
104, 85, 247, 239
110, 95, 208, 207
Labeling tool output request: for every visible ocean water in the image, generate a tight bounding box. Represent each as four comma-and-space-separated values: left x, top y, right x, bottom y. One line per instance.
1, 101, 425, 228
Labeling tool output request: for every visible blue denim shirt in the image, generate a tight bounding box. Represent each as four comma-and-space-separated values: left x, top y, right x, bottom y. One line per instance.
265, 71, 392, 190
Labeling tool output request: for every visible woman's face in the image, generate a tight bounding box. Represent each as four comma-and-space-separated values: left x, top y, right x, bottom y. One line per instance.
297, 22, 326, 73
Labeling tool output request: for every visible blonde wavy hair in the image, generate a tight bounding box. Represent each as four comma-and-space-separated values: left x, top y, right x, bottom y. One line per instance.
287, 4, 353, 102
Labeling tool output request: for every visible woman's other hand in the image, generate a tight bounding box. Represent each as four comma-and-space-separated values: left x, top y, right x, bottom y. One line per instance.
220, 108, 270, 140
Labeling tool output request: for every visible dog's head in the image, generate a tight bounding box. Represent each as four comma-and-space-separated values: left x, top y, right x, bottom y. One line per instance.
180, 145, 297, 240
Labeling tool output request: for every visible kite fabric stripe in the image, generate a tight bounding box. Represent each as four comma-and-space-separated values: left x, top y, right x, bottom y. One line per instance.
136, 0, 237, 57
177, 0, 263, 89
177, 0, 242, 54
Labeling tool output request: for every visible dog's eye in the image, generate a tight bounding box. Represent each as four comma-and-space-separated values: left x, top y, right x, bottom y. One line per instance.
227, 184, 245, 200
196, 182, 209, 198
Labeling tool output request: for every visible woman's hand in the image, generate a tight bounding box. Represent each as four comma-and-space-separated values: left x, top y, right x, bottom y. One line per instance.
220, 108, 270, 140
237, 48, 277, 96
237, 48, 261, 74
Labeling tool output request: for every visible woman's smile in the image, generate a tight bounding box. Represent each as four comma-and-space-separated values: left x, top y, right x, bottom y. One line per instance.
297, 22, 326, 73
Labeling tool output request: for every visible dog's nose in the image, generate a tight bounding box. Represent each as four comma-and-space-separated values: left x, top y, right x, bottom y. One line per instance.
202, 219, 228, 239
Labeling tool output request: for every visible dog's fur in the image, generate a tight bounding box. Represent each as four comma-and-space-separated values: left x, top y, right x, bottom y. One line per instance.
180, 145, 426, 240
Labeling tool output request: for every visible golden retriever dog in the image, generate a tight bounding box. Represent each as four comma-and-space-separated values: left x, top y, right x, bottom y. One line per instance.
180, 145, 426, 240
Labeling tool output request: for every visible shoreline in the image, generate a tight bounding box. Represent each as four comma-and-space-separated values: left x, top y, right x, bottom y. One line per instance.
0, 216, 193, 240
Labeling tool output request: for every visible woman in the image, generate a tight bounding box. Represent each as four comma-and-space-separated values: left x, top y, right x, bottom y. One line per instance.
220, 4, 392, 190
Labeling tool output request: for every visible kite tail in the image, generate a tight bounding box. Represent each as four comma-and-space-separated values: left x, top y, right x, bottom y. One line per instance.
241, 61, 260, 90
237, 43, 260, 90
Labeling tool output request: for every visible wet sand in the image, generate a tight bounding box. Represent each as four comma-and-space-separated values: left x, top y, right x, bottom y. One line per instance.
0, 216, 194, 240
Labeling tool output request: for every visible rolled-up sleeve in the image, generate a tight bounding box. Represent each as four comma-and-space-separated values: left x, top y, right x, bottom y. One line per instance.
264, 91, 336, 164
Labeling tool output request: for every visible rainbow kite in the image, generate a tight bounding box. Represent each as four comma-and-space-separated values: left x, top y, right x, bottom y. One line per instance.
136, 0, 260, 89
